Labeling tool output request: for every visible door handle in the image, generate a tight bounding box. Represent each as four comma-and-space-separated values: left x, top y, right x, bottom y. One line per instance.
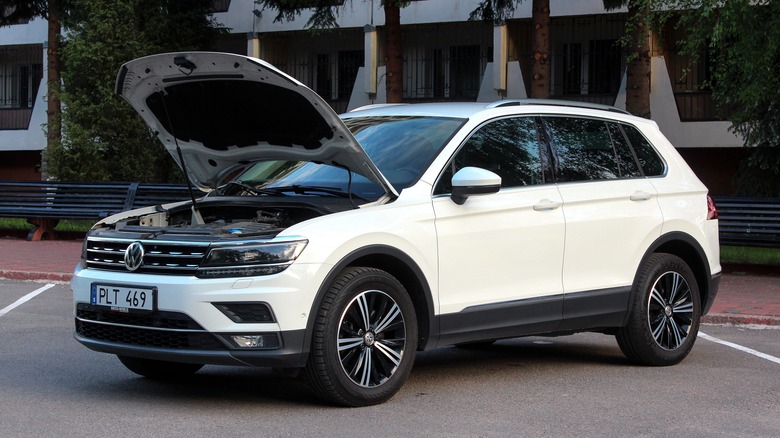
533, 199, 562, 211
630, 191, 653, 201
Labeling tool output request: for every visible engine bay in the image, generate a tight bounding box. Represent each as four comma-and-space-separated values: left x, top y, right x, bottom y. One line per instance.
96, 198, 352, 240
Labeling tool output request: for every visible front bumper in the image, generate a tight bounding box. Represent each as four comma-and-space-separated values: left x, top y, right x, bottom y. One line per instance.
71, 262, 324, 368
74, 329, 308, 368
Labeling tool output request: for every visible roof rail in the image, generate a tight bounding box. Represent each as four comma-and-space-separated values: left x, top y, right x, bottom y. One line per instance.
486, 98, 631, 115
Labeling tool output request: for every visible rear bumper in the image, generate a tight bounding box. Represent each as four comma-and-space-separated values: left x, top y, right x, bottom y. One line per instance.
702, 271, 722, 315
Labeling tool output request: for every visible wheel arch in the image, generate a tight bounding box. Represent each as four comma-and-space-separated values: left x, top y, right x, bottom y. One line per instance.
304, 245, 436, 356
629, 231, 715, 322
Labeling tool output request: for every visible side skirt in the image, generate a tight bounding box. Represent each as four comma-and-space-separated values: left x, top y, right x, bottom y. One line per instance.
432, 287, 631, 348
559, 286, 631, 331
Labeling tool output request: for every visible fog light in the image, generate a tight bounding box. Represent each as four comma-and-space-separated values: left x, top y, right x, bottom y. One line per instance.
233, 335, 265, 348
222, 333, 280, 349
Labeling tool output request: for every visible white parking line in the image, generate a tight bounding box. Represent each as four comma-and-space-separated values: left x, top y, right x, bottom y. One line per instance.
0, 284, 56, 317
700, 332, 780, 365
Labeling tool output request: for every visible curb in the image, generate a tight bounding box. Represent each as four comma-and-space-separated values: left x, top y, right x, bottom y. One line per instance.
702, 313, 780, 327
0, 270, 72, 283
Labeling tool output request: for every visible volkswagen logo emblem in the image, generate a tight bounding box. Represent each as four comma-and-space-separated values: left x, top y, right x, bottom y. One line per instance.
124, 241, 145, 271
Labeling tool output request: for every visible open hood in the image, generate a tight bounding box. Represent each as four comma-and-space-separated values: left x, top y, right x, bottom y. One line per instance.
116, 52, 397, 197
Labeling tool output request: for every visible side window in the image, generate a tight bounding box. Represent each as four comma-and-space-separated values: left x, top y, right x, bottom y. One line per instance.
606, 122, 642, 178
621, 124, 666, 176
435, 117, 543, 194
544, 117, 619, 182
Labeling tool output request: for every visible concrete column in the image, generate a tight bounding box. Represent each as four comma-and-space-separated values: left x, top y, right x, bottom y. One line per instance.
247, 32, 261, 58
492, 23, 508, 96
364, 25, 378, 96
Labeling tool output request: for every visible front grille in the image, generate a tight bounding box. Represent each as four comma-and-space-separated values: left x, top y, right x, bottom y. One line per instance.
77, 304, 203, 330
76, 320, 223, 349
75, 304, 223, 350
86, 238, 209, 275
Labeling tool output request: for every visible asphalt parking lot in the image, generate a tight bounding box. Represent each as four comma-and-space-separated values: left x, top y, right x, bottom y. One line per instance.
1, 280, 778, 437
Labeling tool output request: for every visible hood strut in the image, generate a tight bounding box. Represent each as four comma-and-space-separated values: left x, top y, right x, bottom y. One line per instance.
160, 91, 204, 224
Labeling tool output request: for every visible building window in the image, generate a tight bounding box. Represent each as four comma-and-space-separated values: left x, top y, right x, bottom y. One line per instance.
548, 15, 626, 105
561, 43, 582, 95
337, 50, 363, 100
0, 45, 42, 130
449, 45, 481, 99
588, 39, 621, 95
316, 54, 332, 99
209, 0, 231, 13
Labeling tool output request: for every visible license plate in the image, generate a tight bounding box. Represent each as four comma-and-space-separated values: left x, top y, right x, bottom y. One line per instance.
90, 284, 156, 312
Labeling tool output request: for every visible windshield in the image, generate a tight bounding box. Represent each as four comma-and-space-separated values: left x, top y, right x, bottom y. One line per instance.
225, 116, 464, 201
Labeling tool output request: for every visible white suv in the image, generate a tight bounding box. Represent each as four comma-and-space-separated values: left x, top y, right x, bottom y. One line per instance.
72, 52, 721, 406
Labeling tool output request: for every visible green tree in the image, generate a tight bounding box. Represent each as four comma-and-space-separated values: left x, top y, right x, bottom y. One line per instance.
44, 0, 223, 182
0, 0, 66, 155
654, 0, 780, 196
256, 0, 411, 103
603, 0, 652, 118
469, 0, 551, 99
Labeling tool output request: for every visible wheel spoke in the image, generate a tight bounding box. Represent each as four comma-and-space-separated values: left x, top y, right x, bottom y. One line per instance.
374, 340, 402, 367
668, 273, 682, 304
673, 301, 693, 315
362, 349, 374, 387
668, 317, 685, 349
373, 303, 400, 334
356, 294, 371, 331
650, 288, 667, 307
651, 315, 666, 342
338, 337, 364, 352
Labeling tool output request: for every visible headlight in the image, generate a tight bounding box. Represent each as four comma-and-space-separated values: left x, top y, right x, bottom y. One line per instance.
80, 237, 89, 269
196, 239, 308, 278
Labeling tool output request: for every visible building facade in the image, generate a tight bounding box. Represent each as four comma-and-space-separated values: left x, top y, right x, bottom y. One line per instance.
0, 0, 745, 193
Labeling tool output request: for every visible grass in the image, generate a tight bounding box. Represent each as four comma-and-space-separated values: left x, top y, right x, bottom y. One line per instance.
0, 217, 95, 232
720, 246, 780, 266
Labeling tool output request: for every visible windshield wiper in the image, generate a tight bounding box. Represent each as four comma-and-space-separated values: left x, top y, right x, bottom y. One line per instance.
267, 185, 368, 202
218, 181, 285, 197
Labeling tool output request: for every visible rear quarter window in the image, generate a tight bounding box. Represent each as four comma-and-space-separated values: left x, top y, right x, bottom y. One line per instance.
620, 124, 666, 177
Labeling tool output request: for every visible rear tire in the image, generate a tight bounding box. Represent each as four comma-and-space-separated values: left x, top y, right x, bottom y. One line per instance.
305, 267, 418, 407
117, 355, 203, 380
616, 253, 701, 366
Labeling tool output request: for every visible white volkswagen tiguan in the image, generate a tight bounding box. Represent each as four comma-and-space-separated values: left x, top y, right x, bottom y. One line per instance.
72, 52, 721, 406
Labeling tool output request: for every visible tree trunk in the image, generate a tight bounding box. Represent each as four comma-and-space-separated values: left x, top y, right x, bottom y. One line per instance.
383, 3, 403, 103
46, 0, 62, 151
530, 0, 550, 99
625, 1, 651, 118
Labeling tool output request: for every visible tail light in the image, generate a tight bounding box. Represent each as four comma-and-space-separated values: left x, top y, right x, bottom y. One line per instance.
706, 195, 718, 220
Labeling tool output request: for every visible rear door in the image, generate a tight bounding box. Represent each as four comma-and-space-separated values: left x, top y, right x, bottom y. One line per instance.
542, 116, 663, 328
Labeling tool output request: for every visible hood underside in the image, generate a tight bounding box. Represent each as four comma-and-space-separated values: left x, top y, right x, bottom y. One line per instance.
116, 52, 396, 197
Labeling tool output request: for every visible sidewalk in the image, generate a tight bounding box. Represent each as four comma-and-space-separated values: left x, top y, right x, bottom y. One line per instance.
1, 236, 778, 326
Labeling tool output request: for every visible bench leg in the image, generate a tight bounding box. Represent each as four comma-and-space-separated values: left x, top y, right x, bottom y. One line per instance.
26, 218, 59, 241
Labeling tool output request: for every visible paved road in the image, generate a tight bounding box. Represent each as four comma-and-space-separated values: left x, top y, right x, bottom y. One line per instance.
1, 280, 778, 437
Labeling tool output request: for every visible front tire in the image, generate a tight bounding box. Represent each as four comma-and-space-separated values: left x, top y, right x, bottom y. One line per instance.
617, 253, 701, 366
305, 267, 418, 407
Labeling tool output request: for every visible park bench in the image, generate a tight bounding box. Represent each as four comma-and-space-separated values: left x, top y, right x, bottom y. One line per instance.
712, 196, 780, 248
0, 181, 193, 241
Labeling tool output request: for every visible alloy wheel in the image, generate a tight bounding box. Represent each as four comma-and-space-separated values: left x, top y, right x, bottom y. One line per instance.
337, 289, 406, 388
646, 270, 695, 351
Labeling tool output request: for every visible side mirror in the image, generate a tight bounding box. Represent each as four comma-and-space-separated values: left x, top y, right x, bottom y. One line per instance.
451, 167, 501, 205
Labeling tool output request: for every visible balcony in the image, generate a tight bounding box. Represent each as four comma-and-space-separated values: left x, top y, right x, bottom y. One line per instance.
0, 107, 34, 130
